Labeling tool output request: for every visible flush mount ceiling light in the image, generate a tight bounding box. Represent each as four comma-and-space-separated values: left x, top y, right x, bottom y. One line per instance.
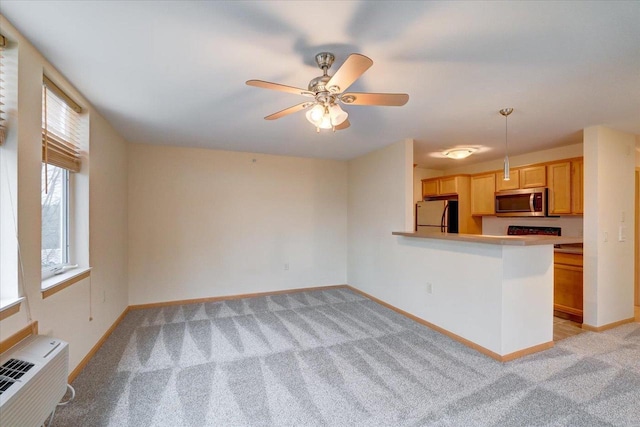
246, 52, 409, 132
499, 108, 514, 181
443, 148, 476, 159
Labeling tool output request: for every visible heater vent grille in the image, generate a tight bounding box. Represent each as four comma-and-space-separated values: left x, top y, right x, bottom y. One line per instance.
0, 359, 35, 395
0, 335, 69, 427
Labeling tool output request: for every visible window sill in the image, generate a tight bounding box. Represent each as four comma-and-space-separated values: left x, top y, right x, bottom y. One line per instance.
41, 267, 91, 299
0, 297, 25, 321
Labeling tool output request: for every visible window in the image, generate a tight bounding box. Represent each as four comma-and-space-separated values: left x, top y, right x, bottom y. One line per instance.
0, 33, 20, 314
0, 33, 6, 145
41, 164, 69, 274
41, 76, 83, 282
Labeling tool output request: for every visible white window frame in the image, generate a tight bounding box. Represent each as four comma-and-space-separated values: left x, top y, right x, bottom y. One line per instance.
41, 164, 74, 281
0, 33, 21, 312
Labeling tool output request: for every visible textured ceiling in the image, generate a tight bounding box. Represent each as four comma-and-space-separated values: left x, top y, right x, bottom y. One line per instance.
1, 1, 639, 169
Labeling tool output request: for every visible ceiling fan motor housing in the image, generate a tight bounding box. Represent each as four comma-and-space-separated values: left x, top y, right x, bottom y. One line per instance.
315, 52, 335, 71
308, 75, 331, 93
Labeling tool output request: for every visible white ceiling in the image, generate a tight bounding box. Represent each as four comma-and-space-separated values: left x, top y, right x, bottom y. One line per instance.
1, 1, 639, 169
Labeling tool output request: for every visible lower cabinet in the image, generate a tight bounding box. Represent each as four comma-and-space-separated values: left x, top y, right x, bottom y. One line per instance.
554, 252, 583, 323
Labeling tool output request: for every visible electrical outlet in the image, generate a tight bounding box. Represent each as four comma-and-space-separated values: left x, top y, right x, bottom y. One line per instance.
619, 225, 626, 242
603, 231, 608, 242
284, 263, 289, 271
426, 283, 433, 294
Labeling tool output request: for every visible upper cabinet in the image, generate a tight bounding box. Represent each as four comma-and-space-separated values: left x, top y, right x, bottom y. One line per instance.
495, 164, 546, 191
571, 159, 584, 214
422, 175, 464, 198
495, 170, 520, 191
520, 165, 547, 188
422, 179, 439, 197
466, 156, 583, 217
439, 176, 459, 195
471, 173, 496, 216
547, 161, 572, 215
547, 158, 583, 215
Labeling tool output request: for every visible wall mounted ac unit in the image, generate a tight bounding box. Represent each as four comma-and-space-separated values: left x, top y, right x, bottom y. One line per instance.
0, 335, 69, 427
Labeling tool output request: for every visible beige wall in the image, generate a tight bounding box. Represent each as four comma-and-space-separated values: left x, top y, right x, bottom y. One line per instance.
0, 17, 129, 373
583, 126, 636, 327
636, 167, 639, 306
127, 144, 348, 305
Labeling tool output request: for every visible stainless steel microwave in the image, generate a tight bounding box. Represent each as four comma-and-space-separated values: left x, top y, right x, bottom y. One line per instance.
495, 187, 548, 217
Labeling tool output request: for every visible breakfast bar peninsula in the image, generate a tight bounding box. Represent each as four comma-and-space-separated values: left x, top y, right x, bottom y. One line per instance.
390, 231, 583, 361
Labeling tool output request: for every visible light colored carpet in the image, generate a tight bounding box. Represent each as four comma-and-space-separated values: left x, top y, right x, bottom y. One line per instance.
52, 288, 640, 426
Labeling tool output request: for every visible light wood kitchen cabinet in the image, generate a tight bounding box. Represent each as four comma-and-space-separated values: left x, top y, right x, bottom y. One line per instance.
495, 170, 520, 191
554, 252, 583, 323
439, 176, 459, 195
520, 165, 547, 188
547, 161, 572, 215
571, 159, 584, 214
466, 156, 583, 218
422, 175, 463, 198
422, 179, 439, 197
471, 173, 496, 215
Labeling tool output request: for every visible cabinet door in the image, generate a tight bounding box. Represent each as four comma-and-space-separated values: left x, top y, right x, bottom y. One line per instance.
554, 253, 583, 322
422, 179, 439, 198
571, 159, 584, 214
495, 169, 520, 191
520, 165, 547, 188
471, 174, 496, 215
548, 162, 572, 215
439, 176, 458, 195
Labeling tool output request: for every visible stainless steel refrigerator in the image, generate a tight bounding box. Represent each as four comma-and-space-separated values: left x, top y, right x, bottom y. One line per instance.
416, 199, 459, 233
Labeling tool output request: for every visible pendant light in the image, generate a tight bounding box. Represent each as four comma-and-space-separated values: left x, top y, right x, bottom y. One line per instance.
499, 108, 513, 181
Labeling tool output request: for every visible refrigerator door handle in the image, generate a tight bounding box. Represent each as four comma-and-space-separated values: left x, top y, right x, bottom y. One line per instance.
441, 203, 449, 232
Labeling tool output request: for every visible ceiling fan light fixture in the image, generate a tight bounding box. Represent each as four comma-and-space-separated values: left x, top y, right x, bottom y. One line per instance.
305, 104, 325, 125
318, 112, 333, 130
443, 148, 475, 160
329, 103, 348, 126
306, 102, 348, 131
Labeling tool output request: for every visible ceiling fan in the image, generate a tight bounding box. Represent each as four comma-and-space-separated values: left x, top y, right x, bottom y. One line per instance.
246, 52, 409, 132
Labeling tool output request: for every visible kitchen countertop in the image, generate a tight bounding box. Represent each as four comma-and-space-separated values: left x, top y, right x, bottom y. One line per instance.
392, 231, 584, 246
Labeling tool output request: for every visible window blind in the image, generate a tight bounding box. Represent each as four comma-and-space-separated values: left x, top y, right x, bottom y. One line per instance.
0, 34, 6, 146
42, 76, 82, 172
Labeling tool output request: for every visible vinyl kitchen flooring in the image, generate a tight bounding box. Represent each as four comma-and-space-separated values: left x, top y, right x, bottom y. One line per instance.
553, 316, 585, 341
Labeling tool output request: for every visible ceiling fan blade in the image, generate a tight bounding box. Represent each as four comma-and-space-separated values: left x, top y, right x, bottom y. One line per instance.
264, 102, 311, 120
326, 54, 373, 93
334, 119, 350, 130
246, 80, 314, 97
340, 92, 409, 106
